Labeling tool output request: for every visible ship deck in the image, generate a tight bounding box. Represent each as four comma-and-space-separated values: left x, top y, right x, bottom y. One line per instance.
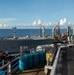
14, 44, 74, 75
61, 46, 74, 75
14, 64, 47, 75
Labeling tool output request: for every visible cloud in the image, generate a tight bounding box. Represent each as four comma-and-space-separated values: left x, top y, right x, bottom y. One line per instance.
0, 24, 2, 27
0, 18, 15, 23
68, 22, 70, 25
48, 22, 52, 25
0, 24, 9, 28
43, 22, 52, 26
3, 24, 9, 27
59, 18, 67, 25
38, 19, 41, 25
32, 21, 37, 26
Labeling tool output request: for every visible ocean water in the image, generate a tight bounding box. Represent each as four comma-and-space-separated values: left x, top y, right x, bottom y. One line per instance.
0, 29, 66, 37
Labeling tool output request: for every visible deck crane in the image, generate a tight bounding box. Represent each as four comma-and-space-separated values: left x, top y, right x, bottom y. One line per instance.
39, 24, 45, 38
52, 23, 60, 39
12, 26, 17, 39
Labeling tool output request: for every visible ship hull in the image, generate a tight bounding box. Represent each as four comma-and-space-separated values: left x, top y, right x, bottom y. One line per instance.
0, 39, 54, 53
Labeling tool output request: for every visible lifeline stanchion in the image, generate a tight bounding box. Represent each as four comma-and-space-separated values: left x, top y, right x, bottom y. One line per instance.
20, 46, 23, 56
7, 61, 11, 75
2, 59, 4, 66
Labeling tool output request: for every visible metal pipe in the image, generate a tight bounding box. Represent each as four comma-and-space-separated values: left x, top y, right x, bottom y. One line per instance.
52, 24, 60, 39
39, 24, 45, 38
13, 27, 16, 39
52, 25, 57, 39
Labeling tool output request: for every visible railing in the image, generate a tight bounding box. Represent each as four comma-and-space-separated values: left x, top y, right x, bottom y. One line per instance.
0, 60, 7, 67
0, 57, 19, 75
50, 47, 61, 75
50, 44, 74, 75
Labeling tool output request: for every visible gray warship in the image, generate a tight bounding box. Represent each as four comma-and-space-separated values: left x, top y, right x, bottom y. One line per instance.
0, 24, 55, 53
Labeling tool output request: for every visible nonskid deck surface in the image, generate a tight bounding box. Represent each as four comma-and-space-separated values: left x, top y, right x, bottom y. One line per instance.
61, 46, 74, 75
15, 64, 46, 75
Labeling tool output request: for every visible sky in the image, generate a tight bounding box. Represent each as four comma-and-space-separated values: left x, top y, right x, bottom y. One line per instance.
0, 0, 74, 28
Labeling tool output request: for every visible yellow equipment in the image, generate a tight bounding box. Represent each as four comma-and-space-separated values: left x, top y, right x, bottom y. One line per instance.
46, 53, 51, 59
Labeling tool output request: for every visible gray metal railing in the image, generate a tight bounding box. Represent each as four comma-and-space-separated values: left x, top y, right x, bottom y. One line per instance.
0, 57, 19, 75
50, 44, 74, 75
50, 47, 61, 75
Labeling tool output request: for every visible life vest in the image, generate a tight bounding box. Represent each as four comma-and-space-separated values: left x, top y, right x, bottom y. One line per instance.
0, 52, 5, 56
